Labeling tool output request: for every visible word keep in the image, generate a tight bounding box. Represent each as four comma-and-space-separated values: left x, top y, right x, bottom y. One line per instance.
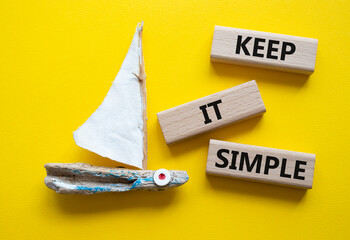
211, 25, 318, 75
206, 140, 316, 188
235, 35, 296, 61
157, 81, 265, 144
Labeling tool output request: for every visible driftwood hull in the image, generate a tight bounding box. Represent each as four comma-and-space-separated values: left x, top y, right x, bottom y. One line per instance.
44, 163, 189, 194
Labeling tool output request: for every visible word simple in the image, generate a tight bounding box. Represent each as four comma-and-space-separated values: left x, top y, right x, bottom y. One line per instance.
157, 80, 266, 144
206, 140, 316, 188
211, 25, 318, 75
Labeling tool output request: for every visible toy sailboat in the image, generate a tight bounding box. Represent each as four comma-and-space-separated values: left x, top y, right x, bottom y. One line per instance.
44, 22, 189, 194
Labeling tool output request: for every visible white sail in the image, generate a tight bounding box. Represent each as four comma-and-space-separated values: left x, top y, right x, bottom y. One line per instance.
73, 23, 146, 169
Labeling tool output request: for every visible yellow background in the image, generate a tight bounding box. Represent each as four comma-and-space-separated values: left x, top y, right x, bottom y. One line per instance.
1, 0, 349, 239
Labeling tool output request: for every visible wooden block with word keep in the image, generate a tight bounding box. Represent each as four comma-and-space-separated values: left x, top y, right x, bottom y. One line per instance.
157, 80, 266, 144
206, 139, 316, 188
211, 25, 318, 75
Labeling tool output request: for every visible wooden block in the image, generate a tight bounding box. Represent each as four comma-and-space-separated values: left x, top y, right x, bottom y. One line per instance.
206, 139, 316, 189
211, 25, 318, 75
157, 80, 266, 144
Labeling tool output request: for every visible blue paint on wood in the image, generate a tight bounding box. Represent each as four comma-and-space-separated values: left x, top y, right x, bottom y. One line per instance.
76, 186, 111, 193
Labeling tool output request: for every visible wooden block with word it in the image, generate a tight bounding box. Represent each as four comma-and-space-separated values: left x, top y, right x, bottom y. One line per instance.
157, 80, 266, 144
206, 139, 316, 189
211, 25, 318, 75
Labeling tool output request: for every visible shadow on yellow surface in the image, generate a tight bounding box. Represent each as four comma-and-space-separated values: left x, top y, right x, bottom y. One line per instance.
72, 145, 138, 169
166, 115, 263, 157
211, 61, 309, 88
48, 190, 177, 214
206, 174, 306, 203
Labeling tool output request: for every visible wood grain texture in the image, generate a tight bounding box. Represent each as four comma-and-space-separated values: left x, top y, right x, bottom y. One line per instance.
206, 139, 316, 189
157, 80, 266, 144
137, 23, 148, 170
44, 163, 189, 194
211, 25, 318, 74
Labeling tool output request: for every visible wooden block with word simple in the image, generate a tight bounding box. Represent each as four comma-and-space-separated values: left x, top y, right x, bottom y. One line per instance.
211, 25, 318, 75
157, 80, 266, 144
206, 139, 316, 188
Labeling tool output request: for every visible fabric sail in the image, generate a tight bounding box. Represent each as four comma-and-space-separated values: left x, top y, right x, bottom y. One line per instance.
73, 23, 145, 169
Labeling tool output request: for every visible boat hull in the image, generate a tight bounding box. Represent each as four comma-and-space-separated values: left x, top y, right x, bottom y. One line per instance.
44, 163, 189, 194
